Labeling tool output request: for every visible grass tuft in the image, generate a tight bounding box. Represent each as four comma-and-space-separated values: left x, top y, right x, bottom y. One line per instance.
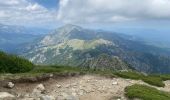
114, 71, 165, 87
125, 84, 170, 100
114, 71, 143, 80
142, 76, 165, 87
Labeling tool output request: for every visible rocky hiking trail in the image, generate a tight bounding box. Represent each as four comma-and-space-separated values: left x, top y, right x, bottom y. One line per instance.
1, 74, 170, 100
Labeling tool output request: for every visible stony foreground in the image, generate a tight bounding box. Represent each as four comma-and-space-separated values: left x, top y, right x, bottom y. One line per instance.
1, 75, 170, 100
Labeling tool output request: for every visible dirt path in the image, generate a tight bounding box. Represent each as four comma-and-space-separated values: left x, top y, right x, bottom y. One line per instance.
1, 75, 170, 100
48, 75, 143, 100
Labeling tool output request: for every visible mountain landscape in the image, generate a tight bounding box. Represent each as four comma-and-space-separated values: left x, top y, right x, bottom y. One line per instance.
1, 46, 170, 100
2, 0, 170, 99
1, 23, 170, 74
20, 24, 170, 74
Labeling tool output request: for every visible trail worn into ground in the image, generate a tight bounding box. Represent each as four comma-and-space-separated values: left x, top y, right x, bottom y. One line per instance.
1, 74, 170, 100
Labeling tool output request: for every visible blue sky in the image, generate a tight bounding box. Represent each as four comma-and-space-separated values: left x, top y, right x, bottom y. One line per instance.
0, 0, 170, 31
30, 0, 59, 9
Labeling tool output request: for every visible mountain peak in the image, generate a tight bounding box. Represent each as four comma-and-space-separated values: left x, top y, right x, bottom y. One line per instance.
58, 24, 82, 31
63, 24, 81, 28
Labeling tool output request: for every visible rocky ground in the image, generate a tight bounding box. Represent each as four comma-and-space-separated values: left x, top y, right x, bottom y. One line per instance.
1, 74, 170, 100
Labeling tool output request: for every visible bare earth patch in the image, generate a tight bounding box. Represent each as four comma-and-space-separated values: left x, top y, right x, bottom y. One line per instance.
1, 75, 170, 100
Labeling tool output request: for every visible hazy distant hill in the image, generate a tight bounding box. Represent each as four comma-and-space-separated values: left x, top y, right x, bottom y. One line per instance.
0, 23, 46, 53
22, 24, 170, 73
112, 28, 170, 49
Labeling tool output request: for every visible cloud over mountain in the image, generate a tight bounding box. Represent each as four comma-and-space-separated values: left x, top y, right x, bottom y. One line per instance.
57, 0, 170, 24
1, 0, 170, 27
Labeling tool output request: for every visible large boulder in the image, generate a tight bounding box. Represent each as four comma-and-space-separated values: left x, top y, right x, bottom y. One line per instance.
0, 92, 15, 99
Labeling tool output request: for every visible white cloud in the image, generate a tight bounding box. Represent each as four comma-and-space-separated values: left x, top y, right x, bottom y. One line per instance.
57, 0, 170, 24
0, 11, 7, 17
1, 0, 170, 27
0, 0, 21, 6
4, 0, 20, 5
0, 0, 57, 27
26, 3, 44, 11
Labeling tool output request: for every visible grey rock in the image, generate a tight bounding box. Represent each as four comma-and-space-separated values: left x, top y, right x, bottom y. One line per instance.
0, 92, 15, 99
7, 82, 15, 88
58, 93, 79, 100
49, 74, 54, 78
32, 84, 46, 97
35, 84, 45, 92
112, 81, 118, 85
40, 95, 55, 100
56, 84, 62, 88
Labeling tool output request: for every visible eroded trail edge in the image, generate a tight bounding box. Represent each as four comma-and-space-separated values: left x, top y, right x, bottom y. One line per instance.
1, 74, 170, 100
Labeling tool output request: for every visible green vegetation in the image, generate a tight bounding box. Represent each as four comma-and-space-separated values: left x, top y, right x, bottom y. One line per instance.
1, 49, 170, 100
0, 51, 34, 73
30, 65, 117, 78
114, 71, 143, 80
115, 71, 165, 87
151, 74, 170, 81
0, 64, 117, 80
31, 65, 82, 74
0, 66, 83, 80
0, 51, 115, 79
142, 76, 164, 87
0, 51, 170, 88
125, 84, 170, 100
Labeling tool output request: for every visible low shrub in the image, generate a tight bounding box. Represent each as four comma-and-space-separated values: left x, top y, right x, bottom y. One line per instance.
142, 76, 165, 87
125, 84, 170, 100
0, 51, 34, 73
114, 71, 143, 80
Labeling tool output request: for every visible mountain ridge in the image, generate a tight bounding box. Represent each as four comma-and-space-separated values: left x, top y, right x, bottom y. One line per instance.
22, 24, 170, 73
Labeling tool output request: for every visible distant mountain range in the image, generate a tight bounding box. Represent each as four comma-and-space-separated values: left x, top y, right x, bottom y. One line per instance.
0, 24, 48, 53
112, 28, 170, 49
21, 24, 170, 74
